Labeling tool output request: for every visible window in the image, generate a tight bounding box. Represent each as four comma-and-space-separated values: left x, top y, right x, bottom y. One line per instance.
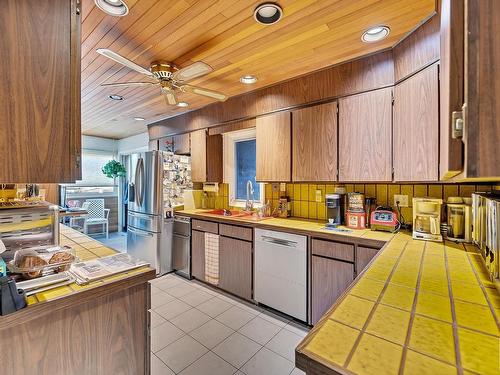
223, 129, 264, 207
79, 149, 117, 185
235, 139, 260, 200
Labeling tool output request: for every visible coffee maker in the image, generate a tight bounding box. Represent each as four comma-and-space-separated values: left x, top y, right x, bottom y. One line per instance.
413, 198, 443, 242
325, 194, 345, 227
445, 197, 472, 242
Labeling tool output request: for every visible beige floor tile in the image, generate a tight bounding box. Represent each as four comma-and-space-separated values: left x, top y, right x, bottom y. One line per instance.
179, 352, 237, 375
213, 332, 262, 368
216, 306, 257, 330
151, 353, 175, 375
155, 299, 192, 320
290, 367, 305, 375
178, 289, 214, 307
283, 322, 310, 338
265, 328, 304, 362
156, 335, 208, 373
238, 316, 282, 345
150, 310, 167, 329
258, 310, 290, 328
171, 308, 211, 333
241, 347, 294, 375
165, 283, 199, 298
151, 291, 176, 309
197, 297, 234, 318
151, 321, 184, 353
189, 319, 235, 349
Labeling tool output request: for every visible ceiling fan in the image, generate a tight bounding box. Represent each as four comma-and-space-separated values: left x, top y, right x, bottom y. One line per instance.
96, 48, 228, 106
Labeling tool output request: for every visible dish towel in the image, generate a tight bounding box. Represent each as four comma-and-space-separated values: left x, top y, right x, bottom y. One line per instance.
204, 232, 219, 285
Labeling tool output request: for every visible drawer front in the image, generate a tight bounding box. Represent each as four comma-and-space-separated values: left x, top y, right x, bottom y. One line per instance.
219, 223, 253, 241
192, 219, 218, 234
312, 239, 354, 262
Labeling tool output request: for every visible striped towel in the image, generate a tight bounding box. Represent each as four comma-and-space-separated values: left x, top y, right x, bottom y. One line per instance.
204, 232, 219, 285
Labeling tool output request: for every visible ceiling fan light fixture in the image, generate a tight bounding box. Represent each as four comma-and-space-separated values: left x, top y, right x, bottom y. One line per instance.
108, 94, 124, 101
177, 102, 189, 107
240, 75, 258, 84
94, 0, 129, 17
254, 3, 283, 25
133, 117, 145, 121
361, 25, 390, 43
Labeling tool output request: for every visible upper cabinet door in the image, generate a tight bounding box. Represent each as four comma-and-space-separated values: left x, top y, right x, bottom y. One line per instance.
338, 88, 392, 182
292, 102, 338, 182
256, 112, 291, 182
0, 0, 81, 183
463, 0, 500, 178
393, 64, 439, 182
190, 130, 207, 182
173, 133, 191, 155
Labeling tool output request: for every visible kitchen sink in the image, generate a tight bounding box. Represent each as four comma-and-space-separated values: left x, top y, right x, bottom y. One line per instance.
203, 209, 249, 217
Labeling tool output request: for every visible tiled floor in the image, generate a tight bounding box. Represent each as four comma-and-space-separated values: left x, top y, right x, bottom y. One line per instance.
98, 231, 127, 252
150, 273, 309, 375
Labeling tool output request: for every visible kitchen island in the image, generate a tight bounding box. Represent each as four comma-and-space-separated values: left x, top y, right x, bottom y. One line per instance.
0, 225, 155, 375
296, 233, 500, 375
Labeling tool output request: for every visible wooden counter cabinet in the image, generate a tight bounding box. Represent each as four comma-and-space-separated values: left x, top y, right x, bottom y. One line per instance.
219, 236, 253, 300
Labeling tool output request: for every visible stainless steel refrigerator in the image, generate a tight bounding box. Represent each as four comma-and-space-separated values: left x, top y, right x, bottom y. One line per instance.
127, 151, 173, 275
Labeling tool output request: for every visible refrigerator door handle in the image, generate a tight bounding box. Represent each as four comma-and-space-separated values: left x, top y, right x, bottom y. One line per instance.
128, 227, 153, 237
135, 157, 145, 207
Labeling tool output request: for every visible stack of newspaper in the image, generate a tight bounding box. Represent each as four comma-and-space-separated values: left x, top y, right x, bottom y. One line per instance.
69, 253, 149, 284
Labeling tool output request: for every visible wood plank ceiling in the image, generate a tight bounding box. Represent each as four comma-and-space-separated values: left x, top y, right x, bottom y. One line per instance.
81, 0, 436, 139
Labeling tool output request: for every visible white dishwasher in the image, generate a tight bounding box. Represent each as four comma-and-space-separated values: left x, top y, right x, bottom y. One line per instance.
254, 228, 307, 322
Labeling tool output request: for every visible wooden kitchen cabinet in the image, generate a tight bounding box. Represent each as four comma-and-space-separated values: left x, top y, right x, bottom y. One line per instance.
292, 102, 338, 182
0, 0, 81, 183
356, 246, 380, 275
191, 230, 205, 281
256, 112, 291, 181
393, 64, 439, 181
173, 133, 190, 155
338, 88, 392, 182
219, 236, 253, 300
190, 129, 223, 182
312, 256, 354, 325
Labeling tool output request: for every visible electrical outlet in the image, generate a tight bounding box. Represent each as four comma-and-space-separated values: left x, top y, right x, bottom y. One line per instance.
394, 194, 409, 207
272, 183, 279, 192
315, 189, 322, 203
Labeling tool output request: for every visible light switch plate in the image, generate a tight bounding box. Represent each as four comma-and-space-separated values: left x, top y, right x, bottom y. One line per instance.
394, 194, 409, 207
280, 183, 286, 192
315, 190, 322, 203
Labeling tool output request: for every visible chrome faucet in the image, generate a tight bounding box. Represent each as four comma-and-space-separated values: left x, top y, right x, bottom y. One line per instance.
245, 180, 254, 212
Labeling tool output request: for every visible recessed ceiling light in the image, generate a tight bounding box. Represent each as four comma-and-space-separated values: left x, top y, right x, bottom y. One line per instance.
133, 117, 145, 121
177, 102, 189, 107
254, 3, 283, 25
108, 94, 124, 101
240, 75, 258, 84
94, 0, 129, 17
361, 26, 390, 43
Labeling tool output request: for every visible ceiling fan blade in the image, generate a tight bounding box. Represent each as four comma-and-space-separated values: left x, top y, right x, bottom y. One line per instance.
161, 88, 178, 106
171, 61, 213, 82
179, 84, 227, 101
96, 48, 153, 76
100, 82, 158, 87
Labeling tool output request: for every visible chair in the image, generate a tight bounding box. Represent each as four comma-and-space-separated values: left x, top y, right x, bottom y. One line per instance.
82, 199, 110, 238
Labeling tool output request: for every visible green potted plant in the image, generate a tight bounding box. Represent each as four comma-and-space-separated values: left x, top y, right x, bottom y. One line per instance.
101, 160, 126, 185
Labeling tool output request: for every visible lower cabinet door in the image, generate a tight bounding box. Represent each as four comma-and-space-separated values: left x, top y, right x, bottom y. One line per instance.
312, 256, 354, 325
191, 230, 205, 280
219, 236, 252, 300
356, 246, 380, 275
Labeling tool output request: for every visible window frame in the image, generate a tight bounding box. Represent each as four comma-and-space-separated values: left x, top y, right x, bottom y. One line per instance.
223, 129, 264, 208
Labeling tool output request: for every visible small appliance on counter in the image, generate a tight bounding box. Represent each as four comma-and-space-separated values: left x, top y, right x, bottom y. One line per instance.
444, 197, 472, 242
412, 198, 443, 242
364, 197, 377, 228
325, 193, 345, 227
472, 192, 500, 283
0, 276, 26, 315
276, 196, 291, 218
346, 192, 366, 229
370, 206, 399, 232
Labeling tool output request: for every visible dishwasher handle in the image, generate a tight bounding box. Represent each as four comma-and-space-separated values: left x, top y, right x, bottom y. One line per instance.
259, 235, 298, 248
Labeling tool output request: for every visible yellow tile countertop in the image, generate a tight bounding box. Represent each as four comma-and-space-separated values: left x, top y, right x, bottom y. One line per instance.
23, 224, 152, 306
296, 233, 500, 375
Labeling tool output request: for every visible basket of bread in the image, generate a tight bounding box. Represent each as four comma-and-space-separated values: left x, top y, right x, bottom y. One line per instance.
8, 246, 77, 279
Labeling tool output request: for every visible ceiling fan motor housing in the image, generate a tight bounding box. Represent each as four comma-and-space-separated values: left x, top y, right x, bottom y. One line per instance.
150, 61, 177, 80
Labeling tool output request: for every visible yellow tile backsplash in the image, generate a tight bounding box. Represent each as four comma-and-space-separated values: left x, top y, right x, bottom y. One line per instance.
264, 182, 498, 223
